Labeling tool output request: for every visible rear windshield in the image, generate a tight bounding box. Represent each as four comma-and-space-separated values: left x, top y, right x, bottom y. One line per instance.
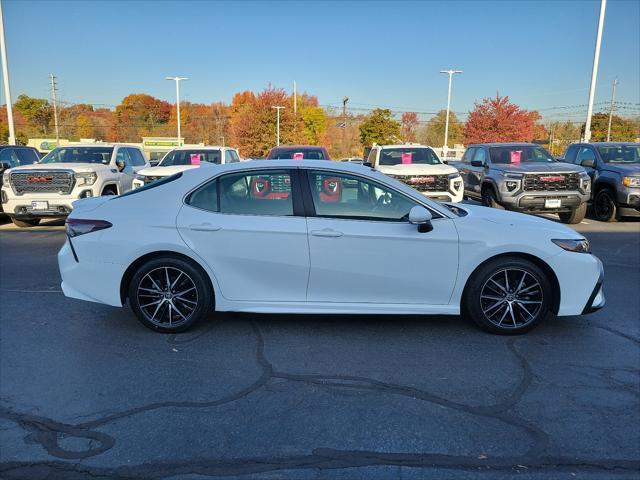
379, 148, 441, 166
160, 149, 221, 166
597, 145, 640, 164
268, 148, 327, 160
489, 146, 554, 164
41, 147, 114, 164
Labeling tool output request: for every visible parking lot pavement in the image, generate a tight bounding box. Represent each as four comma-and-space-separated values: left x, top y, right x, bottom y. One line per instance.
0, 215, 638, 480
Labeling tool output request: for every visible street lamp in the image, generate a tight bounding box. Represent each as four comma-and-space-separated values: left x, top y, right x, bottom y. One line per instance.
440, 69, 463, 158
272, 106, 285, 146
584, 0, 607, 142
0, 1, 16, 145
165, 76, 189, 146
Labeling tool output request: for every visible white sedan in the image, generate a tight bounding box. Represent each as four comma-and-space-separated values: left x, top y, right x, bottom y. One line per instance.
58, 160, 604, 335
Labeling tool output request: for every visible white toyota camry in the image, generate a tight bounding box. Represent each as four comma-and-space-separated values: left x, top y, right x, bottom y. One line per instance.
58, 160, 604, 335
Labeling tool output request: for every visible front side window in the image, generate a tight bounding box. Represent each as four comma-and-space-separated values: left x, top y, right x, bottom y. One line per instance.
563, 145, 579, 164
597, 145, 640, 164
17, 148, 40, 165
128, 148, 146, 166
218, 170, 293, 216
224, 150, 240, 164
461, 148, 475, 164
160, 149, 222, 166
379, 148, 441, 166
40, 146, 114, 164
576, 147, 596, 164
488, 146, 554, 164
115, 148, 131, 167
0, 148, 21, 168
307, 170, 418, 221
473, 148, 487, 163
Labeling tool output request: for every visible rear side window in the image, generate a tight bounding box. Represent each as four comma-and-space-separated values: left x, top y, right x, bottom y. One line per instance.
188, 179, 218, 212
218, 170, 293, 216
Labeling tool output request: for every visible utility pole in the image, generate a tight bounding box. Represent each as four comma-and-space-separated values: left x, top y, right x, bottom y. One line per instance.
342, 96, 349, 156
440, 69, 463, 158
272, 106, 284, 146
165, 76, 189, 145
606, 77, 618, 142
0, 0, 16, 145
50, 74, 60, 144
293, 81, 297, 115
584, 0, 606, 142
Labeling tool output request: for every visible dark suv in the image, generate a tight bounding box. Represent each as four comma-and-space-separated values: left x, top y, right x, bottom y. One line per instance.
266, 145, 330, 160
450, 143, 591, 224
561, 142, 640, 222
0, 145, 41, 214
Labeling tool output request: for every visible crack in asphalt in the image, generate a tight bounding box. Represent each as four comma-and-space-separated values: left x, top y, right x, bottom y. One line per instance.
1, 319, 638, 478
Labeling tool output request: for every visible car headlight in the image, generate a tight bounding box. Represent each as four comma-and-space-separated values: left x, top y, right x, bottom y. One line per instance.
579, 172, 591, 191
500, 172, 523, 179
622, 176, 640, 187
448, 172, 461, 180
76, 172, 97, 186
2, 171, 10, 184
551, 238, 590, 253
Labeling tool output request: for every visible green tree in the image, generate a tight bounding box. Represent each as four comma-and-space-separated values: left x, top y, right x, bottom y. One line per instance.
419, 110, 463, 147
14, 94, 52, 135
300, 106, 327, 145
582, 113, 640, 142
359, 109, 401, 147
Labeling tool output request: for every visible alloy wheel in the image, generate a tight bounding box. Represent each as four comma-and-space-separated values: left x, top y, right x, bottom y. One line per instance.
136, 267, 199, 328
479, 268, 543, 329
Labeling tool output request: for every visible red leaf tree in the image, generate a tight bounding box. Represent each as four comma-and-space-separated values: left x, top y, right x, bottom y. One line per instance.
463, 95, 537, 144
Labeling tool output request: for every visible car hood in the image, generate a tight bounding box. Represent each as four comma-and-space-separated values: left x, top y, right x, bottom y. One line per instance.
602, 163, 640, 176
458, 203, 580, 237
7, 163, 112, 173
376, 163, 458, 176
137, 165, 202, 177
491, 162, 583, 174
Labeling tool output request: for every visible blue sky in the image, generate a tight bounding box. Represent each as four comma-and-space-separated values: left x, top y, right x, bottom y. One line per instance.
2, 0, 639, 122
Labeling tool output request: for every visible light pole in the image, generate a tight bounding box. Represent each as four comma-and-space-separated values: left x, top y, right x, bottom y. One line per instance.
0, 0, 16, 145
272, 106, 284, 146
342, 96, 349, 155
584, 0, 606, 142
165, 76, 189, 145
440, 69, 463, 158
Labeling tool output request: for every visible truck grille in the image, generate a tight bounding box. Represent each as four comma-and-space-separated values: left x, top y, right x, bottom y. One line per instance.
523, 173, 580, 192
11, 170, 75, 195
393, 174, 449, 192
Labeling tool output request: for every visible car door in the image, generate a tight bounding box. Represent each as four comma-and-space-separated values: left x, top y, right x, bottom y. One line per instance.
466, 147, 487, 199
457, 147, 475, 195
302, 169, 459, 305
113, 147, 136, 192
176, 168, 310, 302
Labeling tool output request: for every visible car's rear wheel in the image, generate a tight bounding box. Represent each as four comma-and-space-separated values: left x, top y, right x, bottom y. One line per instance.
481, 187, 504, 209
463, 256, 552, 334
558, 202, 587, 224
128, 257, 213, 333
11, 217, 41, 228
593, 189, 619, 222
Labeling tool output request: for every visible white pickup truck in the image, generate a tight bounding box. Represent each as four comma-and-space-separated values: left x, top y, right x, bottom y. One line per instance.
1, 143, 148, 227
367, 143, 464, 203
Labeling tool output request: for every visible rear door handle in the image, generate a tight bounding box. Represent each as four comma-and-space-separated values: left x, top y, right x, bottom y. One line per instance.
310, 229, 343, 238
188, 223, 221, 232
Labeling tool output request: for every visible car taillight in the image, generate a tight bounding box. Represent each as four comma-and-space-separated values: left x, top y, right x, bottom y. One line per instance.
65, 218, 112, 237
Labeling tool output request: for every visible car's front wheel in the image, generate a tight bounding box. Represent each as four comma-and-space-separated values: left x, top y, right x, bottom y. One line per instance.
128, 256, 213, 333
481, 187, 504, 209
463, 256, 553, 334
593, 189, 619, 222
11, 217, 41, 228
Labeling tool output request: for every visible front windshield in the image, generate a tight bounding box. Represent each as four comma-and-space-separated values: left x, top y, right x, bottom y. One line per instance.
597, 145, 640, 164
379, 148, 441, 166
41, 147, 114, 164
159, 149, 221, 166
489, 146, 554, 164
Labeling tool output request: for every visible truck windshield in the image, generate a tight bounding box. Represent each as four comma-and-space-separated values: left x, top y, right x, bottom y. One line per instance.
41, 147, 114, 164
379, 148, 441, 166
489, 146, 554, 164
160, 149, 221, 166
597, 145, 640, 164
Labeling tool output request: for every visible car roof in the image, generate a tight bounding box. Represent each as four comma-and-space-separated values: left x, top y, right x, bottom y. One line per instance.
268, 145, 327, 150
53, 143, 139, 148
468, 143, 540, 147
171, 146, 230, 151
376, 143, 432, 149
189, 159, 370, 174
576, 142, 640, 146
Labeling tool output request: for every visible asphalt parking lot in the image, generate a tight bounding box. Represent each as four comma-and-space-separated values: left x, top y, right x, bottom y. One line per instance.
0, 213, 639, 480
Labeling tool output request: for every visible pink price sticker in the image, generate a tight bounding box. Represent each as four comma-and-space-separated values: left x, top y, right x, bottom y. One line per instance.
190, 154, 202, 165
401, 152, 413, 164
510, 151, 522, 164
292, 152, 304, 160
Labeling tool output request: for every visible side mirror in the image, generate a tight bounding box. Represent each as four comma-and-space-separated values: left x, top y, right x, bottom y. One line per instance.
471, 160, 485, 167
116, 159, 126, 172
581, 158, 595, 168
408, 205, 433, 233
362, 161, 373, 168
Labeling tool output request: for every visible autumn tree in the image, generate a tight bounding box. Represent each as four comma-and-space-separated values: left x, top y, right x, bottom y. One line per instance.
419, 109, 463, 147
401, 112, 418, 142
359, 109, 401, 147
581, 113, 640, 142
464, 95, 537, 144
547, 121, 581, 156
114, 94, 172, 141
14, 95, 52, 135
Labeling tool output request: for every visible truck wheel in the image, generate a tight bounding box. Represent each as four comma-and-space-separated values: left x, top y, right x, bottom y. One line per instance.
481, 187, 504, 209
558, 203, 587, 224
593, 189, 619, 222
11, 218, 41, 228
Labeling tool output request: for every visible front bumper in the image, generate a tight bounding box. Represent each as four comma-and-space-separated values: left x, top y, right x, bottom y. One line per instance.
500, 191, 589, 212
419, 189, 464, 203
582, 259, 605, 314
616, 187, 640, 216
1, 188, 98, 218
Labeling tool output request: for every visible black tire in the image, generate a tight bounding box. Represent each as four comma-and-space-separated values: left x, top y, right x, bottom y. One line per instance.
128, 256, 213, 333
11, 217, 41, 228
481, 187, 504, 210
593, 189, 619, 222
558, 202, 587, 224
462, 256, 553, 335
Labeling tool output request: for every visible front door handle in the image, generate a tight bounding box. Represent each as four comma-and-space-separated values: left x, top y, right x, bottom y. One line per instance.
310, 228, 343, 238
188, 223, 221, 232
